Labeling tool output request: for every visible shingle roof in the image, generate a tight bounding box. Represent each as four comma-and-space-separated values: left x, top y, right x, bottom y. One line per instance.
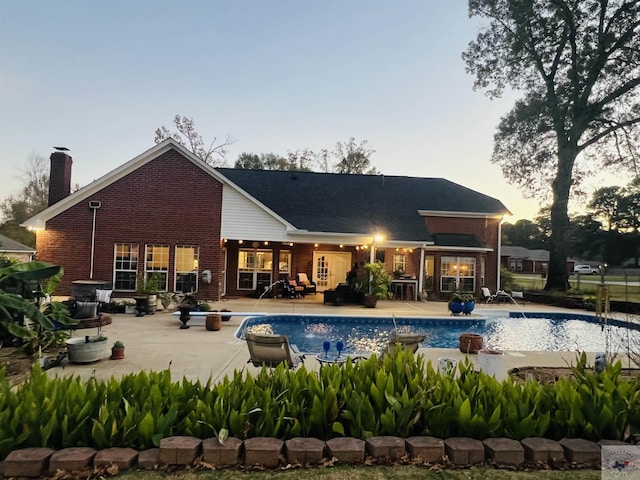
0, 234, 35, 253
216, 169, 509, 243
501, 246, 550, 261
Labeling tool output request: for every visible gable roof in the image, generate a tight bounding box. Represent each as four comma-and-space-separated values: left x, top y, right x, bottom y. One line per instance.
216, 168, 510, 243
22, 140, 233, 230
0, 234, 36, 254
21, 139, 510, 246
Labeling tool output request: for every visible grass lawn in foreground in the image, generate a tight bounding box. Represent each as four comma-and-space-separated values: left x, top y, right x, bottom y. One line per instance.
115, 465, 601, 480
511, 273, 640, 303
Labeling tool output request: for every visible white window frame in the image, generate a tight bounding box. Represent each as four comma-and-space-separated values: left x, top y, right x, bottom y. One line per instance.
113, 243, 138, 292
145, 244, 169, 292
440, 256, 476, 293
175, 245, 199, 293
238, 249, 273, 290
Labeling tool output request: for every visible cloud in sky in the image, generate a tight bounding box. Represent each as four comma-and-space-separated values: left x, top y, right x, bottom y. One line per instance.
0, 1, 626, 222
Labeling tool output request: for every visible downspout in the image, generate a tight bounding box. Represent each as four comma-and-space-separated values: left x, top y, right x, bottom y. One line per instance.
419, 246, 425, 295
90, 207, 97, 279
497, 218, 502, 290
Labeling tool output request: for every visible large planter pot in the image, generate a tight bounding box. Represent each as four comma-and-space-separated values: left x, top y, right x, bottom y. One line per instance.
205, 313, 222, 331
459, 332, 483, 354
146, 294, 157, 314
67, 336, 108, 364
363, 294, 378, 308
463, 301, 475, 315
134, 297, 148, 317
448, 301, 464, 315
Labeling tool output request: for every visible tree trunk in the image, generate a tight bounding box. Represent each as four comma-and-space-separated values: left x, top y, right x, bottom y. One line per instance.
544, 146, 576, 291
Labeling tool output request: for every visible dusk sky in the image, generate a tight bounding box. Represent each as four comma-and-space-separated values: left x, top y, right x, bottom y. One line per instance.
0, 1, 625, 222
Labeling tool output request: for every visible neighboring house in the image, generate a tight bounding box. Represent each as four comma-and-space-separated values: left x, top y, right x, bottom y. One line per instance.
23, 140, 510, 300
0, 234, 35, 263
501, 246, 577, 274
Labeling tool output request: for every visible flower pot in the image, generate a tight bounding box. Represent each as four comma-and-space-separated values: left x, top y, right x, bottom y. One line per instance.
67, 336, 108, 364
459, 333, 483, 353
134, 297, 148, 317
363, 294, 378, 308
448, 301, 464, 315
463, 301, 475, 315
206, 313, 222, 331
110, 347, 125, 360
146, 294, 157, 314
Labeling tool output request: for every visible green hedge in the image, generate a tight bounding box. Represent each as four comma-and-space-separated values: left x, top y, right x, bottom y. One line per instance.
1, 351, 638, 459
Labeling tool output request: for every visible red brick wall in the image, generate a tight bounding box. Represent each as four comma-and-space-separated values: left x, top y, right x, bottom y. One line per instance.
425, 215, 501, 292
36, 149, 223, 299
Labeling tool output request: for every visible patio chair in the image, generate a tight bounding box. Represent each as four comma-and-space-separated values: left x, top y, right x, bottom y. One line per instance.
245, 332, 305, 368
296, 273, 317, 295
481, 287, 513, 304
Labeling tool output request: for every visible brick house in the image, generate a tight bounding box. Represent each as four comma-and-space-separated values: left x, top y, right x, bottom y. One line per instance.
23, 140, 510, 300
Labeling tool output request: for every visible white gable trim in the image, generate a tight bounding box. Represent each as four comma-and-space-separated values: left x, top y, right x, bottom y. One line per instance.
21, 139, 294, 232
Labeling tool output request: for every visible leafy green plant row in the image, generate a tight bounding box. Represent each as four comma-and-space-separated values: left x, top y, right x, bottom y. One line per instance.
0, 351, 638, 459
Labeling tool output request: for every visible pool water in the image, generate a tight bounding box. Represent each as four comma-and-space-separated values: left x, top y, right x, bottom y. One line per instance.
236, 313, 638, 354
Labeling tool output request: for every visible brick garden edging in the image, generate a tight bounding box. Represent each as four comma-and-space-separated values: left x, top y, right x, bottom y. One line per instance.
1, 435, 626, 478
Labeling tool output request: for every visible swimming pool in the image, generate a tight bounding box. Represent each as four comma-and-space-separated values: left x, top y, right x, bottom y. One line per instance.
235, 312, 639, 354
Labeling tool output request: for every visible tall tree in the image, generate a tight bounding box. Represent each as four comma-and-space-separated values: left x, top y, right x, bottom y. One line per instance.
0, 153, 50, 246
589, 186, 622, 231
502, 219, 546, 249
333, 138, 377, 174
154, 114, 235, 167
463, 0, 640, 291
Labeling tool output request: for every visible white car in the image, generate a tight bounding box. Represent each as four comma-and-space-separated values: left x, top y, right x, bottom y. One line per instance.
573, 264, 599, 275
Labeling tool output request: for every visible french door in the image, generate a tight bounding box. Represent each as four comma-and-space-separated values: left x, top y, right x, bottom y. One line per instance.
313, 252, 351, 291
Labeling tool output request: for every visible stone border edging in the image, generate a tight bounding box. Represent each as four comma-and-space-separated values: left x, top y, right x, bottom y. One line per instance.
1, 435, 628, 477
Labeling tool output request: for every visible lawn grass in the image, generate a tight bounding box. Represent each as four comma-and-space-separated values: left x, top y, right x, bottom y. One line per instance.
115, 465, 601, 480
511, 273, 640, 303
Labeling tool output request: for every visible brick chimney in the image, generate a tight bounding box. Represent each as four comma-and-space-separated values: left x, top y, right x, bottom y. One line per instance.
48, 151, 73, 206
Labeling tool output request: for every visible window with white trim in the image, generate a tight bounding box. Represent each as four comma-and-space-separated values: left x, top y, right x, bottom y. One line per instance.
114, 243, 138, 291
145, 244, 169, 292
238, 249, 273, 290
393, 254, 406, 273
279, 250, 291, 276
440, 256, 476, 292
175, 245, 199, 293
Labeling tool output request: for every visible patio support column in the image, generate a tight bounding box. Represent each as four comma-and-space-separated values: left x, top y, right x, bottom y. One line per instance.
497, 219, 503, 290
419, 247, 425, 294
369, 240, 375, 294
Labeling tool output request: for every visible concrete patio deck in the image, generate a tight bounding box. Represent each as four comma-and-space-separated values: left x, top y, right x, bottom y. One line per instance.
45, 296, 612, 384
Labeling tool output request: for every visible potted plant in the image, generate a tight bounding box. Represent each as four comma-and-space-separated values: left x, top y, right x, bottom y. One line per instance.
448, 291, 465, 315
110, 340, 125, 359
176, 293, 199, 329
361, 261, 392, 308
136, 272, 163, 314
462, 293, 476, 315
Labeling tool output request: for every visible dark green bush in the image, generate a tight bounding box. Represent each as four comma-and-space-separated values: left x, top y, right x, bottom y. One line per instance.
0, 350, 638, 459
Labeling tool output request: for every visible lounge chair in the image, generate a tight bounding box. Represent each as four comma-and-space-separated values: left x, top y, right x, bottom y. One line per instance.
245, 332, 305, 368
296, 273, 317, 295
482, 287, 516, 304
